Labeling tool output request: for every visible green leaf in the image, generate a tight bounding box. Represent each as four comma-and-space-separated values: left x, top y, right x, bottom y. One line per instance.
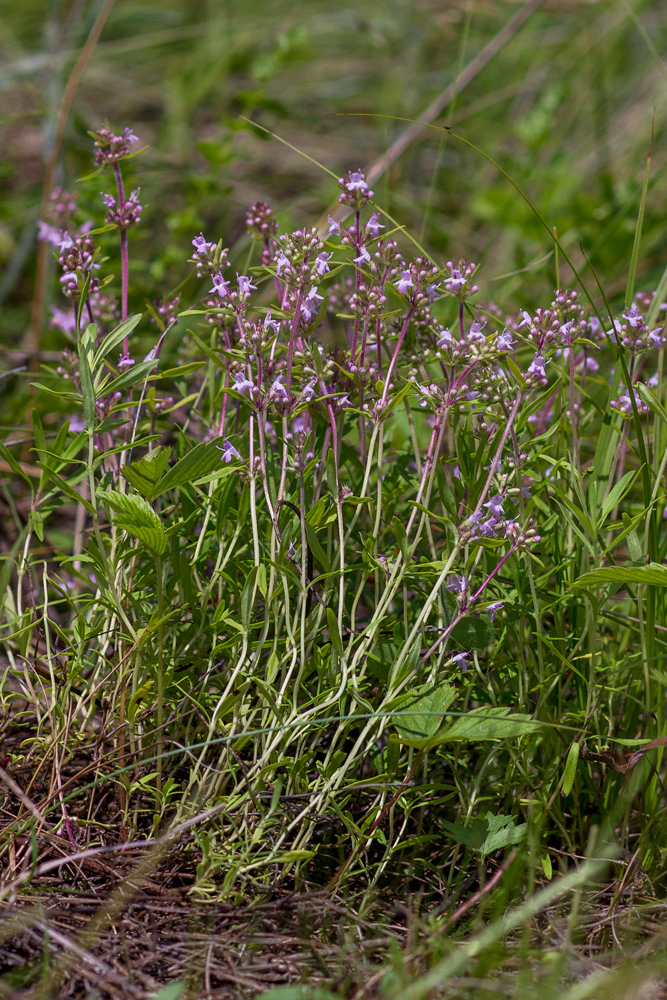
326, 608, 343, 656
92, 314, 142, 375
436, 463, 458, 517
241, 568, 256, 631
153, 438, 226, 496
394, 681, 457, 748
392, 516, 408, 561
450, 615, 494, 650
596, 468, 638, 527
78, 323, 97, 427
576, 564, 667, 588
98, 489, 167, 556
434, 706, 541, 743
37, 465, 95, 514
257, 986, 338, 1000
271, 850, 316, 864
122, 447, 172, 499
304, 522, 330, 573
562, 741, 579, 797
97, 357, 158, 399
149, 982, 186, 1000
441, 811, 527, 858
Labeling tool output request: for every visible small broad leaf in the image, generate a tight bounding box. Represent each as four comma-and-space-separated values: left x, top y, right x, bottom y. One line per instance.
442, 811, 527, 857
451, 615, 495, 650
122, 448, 172, 499
393, 681, 457, 748
149, 983, 186, 1000
433, 705, 540, 744
257, 986, 338, 1000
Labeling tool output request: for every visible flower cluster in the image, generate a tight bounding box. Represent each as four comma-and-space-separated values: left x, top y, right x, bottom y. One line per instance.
102, 188, 143, 230
91, 125, 139, 165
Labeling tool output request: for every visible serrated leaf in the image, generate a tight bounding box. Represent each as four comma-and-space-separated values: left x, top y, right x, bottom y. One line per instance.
450, 615, 495, 650
441, 811, 527, 857
122, 448, 172, 499
120, 524, 167, 556
98, 489, 167, 555
153, 438, 226, 496
394, 681, 457, 748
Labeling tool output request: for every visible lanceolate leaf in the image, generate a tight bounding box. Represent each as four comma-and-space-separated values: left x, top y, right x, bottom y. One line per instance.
576, 564, 667, 588
153, 438, 226, 496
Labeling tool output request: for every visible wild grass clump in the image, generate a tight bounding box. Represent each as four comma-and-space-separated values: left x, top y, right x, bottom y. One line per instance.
2, 123, 667, 998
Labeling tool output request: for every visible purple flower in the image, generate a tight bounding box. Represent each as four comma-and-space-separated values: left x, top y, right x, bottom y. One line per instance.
353, 246, 371, 265
366, 213, 385, 238
426, 283, 441, 304
272, 375, 288, 400
301, 286, 323, 322
233, 370, 254, 395
622, 306, 642, 328
192, 232, 215, 253
102, 193, 116, 208
467, 321, 486, 343
264, 311, 280, 335
648, 328, 665, 349
315, 252, 332, 275
518, 310, 533, 329
49, 305, 76, 335
237, 274, 257, 297
483, 495, 505, 517
37, 221, 63, 246
118, 353, 135, 370
527, 354, 548, 380
496, 330, 514, 351
395, 270, 414, 295
485, 602, 504, 623
444, 270, 465, 294
218, 440, 240, 463
302, 379, 317, 401
445, 575, 468, 595
559, 320, 575, 344
276, 252, 290, 276
437, 329, 452, 347
328, 216, 341, 235
346, 171, 369, 193
451, 651, 470, 672
211, 273, 230, 297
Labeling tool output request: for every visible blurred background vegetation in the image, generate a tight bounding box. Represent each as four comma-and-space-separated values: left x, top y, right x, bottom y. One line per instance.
1, 0, 666, 357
